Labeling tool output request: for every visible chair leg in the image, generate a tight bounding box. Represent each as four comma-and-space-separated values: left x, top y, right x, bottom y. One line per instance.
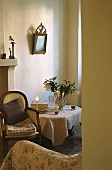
38, 135, 41, 145
2, 138, 7, 156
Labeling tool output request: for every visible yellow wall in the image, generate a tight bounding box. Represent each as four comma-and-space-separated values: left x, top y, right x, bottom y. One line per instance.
0, 0, 81, 105
82, 0, 112, 169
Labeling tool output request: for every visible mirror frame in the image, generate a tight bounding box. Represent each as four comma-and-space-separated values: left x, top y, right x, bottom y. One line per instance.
32, 23, 47, 55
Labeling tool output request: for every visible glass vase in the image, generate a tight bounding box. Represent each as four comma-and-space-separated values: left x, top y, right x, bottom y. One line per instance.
55, 97, 66, 109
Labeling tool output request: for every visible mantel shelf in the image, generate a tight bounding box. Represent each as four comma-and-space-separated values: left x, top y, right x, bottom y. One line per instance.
0, 59, 18, 66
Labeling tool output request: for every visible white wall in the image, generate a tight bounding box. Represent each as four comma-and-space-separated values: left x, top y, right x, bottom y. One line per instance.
0, 0, 81, 106
0, 0, 67, 104
82, 0, 112, 169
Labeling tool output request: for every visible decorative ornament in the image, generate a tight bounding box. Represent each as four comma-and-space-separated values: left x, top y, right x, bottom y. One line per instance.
9, 36, 16, 59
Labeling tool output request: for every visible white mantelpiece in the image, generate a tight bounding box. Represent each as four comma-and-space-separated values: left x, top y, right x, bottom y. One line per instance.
0, 59, 18, 66
0, 59, 18, 95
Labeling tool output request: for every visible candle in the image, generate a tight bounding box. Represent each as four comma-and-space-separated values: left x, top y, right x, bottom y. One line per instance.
35, 96, 39, 103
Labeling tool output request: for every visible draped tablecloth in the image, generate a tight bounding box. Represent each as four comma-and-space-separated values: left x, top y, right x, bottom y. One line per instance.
39, 106, 82, 146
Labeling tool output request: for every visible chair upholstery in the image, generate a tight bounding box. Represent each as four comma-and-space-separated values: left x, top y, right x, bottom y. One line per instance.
0, 140, 82, 170
0, 91, 41, 155
6, 118, 36, 136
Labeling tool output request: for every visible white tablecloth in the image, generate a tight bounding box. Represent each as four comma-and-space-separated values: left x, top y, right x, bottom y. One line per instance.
39, 106, 82, 146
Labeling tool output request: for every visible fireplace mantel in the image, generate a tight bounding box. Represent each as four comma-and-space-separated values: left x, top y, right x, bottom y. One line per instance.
0, 59, 18, 95
0, 59, 18, 66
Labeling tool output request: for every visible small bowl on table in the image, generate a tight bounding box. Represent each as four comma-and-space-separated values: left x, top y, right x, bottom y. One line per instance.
71, 105, 76, 110
54, 110, 59, 115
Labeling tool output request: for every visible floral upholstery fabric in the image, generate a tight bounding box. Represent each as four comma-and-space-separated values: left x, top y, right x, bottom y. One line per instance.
0, 140, 82, 170
6, 118, 36, 136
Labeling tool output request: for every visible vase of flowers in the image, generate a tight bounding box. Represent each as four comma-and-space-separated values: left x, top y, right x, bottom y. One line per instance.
55, 96, 66, 109
43, 76, 79, 109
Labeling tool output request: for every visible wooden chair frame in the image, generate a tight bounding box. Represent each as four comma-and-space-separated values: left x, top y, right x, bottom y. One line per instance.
0, 91, 41, 155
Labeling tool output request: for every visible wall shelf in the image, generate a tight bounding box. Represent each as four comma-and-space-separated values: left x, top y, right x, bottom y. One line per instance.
0, 59, 18, 66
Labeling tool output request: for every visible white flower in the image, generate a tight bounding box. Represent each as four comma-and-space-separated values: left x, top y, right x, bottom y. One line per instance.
56, 91, 60, 97
62, 92, 65, 97
76, 90, 80, 95
45, 84, 51, 90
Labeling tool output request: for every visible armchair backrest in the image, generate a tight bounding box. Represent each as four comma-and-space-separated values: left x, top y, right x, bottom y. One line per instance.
0, 91, 28, 112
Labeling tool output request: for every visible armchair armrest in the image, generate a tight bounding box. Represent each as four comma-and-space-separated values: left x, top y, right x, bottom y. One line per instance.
27, 107, 40, 124
27, 107, 39, 113
0, 112, 6, 137
0, 111, 4, 118
26, 107, 41, 135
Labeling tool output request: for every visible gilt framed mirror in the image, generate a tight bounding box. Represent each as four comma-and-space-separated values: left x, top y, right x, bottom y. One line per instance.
32, 23, 47, 54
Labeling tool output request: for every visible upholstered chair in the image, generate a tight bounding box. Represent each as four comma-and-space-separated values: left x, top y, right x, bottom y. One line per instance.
0, 91, 41, 155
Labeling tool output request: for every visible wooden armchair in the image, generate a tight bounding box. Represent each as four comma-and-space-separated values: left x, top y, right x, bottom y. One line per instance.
0, 91, 41, 155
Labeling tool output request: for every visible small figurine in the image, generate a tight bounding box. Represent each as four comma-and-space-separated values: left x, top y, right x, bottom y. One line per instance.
9, 48, 12, 59
2, 53, 6, 59
9, 36, 15, 59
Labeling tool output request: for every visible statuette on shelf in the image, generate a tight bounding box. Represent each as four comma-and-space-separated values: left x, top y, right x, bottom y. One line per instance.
9, 36, 15, 59
2, 53, 6, 59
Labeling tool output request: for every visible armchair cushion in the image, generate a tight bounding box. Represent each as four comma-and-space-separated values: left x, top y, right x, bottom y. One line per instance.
6, 118, 36, 136
0, 98, 28, 125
